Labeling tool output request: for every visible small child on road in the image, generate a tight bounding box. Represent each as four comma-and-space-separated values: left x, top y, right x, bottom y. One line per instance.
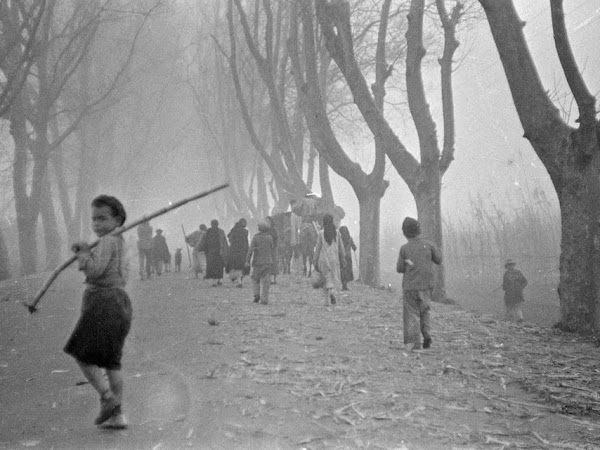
64, 195, 132, 429
502, 259, 527, 323
396, 217, 442, 351
246, 221, 274, 305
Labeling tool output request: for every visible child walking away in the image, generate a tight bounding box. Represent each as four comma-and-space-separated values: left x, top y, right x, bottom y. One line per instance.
396, 217, 442, 351
314, 214, 346, 306
227, 218, 249, 287
64, 195, 133, 429
502, 259, 527, 323
339, 226, 357, 291
246, 221, 274, 305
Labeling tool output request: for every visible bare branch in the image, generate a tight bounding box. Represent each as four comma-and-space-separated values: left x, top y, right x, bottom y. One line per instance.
436, 0, 462, 174
550, 0, 596, 129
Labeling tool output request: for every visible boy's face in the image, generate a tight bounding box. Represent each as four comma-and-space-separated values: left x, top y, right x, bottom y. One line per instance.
92, 205, 120, 237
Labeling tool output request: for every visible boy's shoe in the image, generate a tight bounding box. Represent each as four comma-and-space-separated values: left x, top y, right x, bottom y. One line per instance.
423, 337, 432, 349
95, 394, 119, 425
237, 283, 243, 288
253, 295, 260, 303
100, 406, 128, 429
411, 343, 423, 351
330, 294, 337, 305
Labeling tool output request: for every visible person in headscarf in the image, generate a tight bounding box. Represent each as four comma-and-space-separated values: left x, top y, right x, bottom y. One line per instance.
227, 218, 249, 287
186, 224, 207, 278
199, 219, 228, 286
339, 226, 357, 291
396, 217, 442, 351
314, 214, 346, 306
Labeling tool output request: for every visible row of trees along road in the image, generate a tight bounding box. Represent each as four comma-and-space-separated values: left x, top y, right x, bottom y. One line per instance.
0, 0, 161, 275
1, 0, 599, 334
220, 0, 467, 294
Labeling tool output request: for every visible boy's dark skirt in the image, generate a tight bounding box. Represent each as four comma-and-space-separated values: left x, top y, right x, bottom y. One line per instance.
64, 287, 132, 370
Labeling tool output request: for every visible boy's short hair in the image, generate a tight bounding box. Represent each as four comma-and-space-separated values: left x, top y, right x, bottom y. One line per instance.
258, 221, 269, 231
91, 195, 127, 226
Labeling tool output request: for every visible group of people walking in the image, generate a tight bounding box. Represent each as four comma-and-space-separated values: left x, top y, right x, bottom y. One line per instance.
178, 213, 358, 307
136, 222, 173, 278
61, 192, 528, 432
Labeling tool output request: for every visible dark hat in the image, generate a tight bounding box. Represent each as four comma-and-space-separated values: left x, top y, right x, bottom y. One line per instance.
505, 259, 516, 268
156, 229, 163, 233
402, 217, 420, 238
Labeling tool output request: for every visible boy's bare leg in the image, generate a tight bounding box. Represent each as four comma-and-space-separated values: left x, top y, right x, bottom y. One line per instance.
77, 361, 119, 424
260, 273, 270, 304
77, 361, 110, 397
323, 288, 331, 306
253, 275, 260, 302
106, 369, 124, 404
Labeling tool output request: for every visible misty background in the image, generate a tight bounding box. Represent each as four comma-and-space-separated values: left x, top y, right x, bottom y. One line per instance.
1, 0, 598, 323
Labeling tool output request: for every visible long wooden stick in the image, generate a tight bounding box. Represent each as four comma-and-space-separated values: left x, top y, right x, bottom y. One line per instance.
24, 182, 229, 313
181, 224, 192, 268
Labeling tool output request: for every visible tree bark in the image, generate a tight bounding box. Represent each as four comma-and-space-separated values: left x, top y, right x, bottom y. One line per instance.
357, 190, 381, 287
413, 175, 446, 302
10, 95, 40, 275
0, 227, 11, 281
39, 172, 62, 270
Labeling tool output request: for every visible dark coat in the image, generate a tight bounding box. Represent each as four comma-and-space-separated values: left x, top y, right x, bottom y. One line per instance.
340, 235, 357, 283
503, 268, 527, 305
201, 227, 228, 279
151, 235, 170, 262
227, 225, 249, 272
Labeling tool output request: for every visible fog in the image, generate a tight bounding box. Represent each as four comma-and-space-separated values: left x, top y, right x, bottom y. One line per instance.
1, 0, 598, 294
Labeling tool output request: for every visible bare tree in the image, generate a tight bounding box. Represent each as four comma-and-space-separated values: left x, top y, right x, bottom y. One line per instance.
53, 2, 158, 242
8, 0, 157, 274
185, 0, 263, 223
226, 0, 312, 207
0, 0, 46, 118
310, 0, 464, 298
288, 0, 391, 287
479, 0, 600, 333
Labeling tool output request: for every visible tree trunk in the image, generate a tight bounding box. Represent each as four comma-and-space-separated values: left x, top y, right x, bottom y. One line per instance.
357, 192, 381, 287
257, 160, 270, 218
40, 173, 62, 270
413, 176, 447, 302
319, 154, 334, 206
0, 227, 11, 281
10, 97, 39, 275
555, 153, 600, 333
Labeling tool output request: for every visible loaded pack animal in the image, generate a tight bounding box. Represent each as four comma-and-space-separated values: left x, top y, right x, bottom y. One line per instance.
299, 221, 318, 277
271, 212, 294, 274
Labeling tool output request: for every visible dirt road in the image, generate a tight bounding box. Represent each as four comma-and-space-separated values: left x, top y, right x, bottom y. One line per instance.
1, 269, 599, 449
